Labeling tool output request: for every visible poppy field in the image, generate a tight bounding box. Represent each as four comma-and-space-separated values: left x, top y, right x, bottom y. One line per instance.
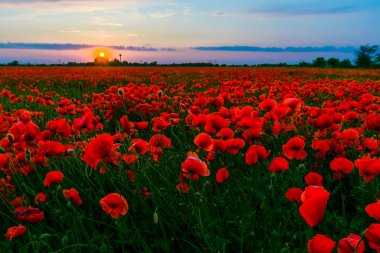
1, 66, 380, 252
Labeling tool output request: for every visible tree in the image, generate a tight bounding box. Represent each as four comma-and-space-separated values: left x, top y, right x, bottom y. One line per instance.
375, 54, 380, 65
327, 58, 340, 67
355, 44, 379, 68
312, 57, 326, 67
7, 60, 19, 66
338, 59, 352, 68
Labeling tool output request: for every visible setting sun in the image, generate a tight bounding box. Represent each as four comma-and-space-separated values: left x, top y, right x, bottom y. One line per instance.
93, 48, 111, 60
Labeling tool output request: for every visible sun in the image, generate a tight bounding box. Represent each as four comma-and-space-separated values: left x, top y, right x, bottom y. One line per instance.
99, 52, 105, 58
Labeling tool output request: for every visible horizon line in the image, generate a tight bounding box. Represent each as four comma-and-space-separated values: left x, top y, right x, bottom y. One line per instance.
0, 42, 365, 53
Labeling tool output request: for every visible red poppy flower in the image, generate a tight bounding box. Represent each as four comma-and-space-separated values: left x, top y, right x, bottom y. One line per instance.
134, 121, 149, 130
216, 168, 229, 183
359, 138, 378, 153
308, 234, 335, 253
14, 206, 45, 223
355, 156, 380, 183
152, 117, 171, 132
365, 223, 380, 250
11, 196, 27, 207
99, 193, 129, 219
311, 139, 330, 153
35, 193, 47, 205
24, 122, 40, 141
259, 98, 277, 111
204, 114, 229, 135
122, 154, 138, 165
365, 201, 380, 221
139, 187, 151, 200
46, 119, 72, 139
37, 141, 67, 157
299, 186, 330, 227
149, 134, 171, 149
150, 147, 163, 162
245, 145, 270, 166
128, 139, 150, 154
364, 114, 380, 132
344, 111, 359, 122
304, 172, 323, 186
285, 187, 303, 203
194, 133, 214, 151
216, 128, 234, 140
73, 109, 98, 133
181, 154, 210, 178
192, 114, 208, 127
271, 103, 291, 120
63, 188, 82, 205
82, 133, 120, 170
341, 129, 360, 146
268, 157, 289, 173
282, 136, 307, 160
314, 114, 333, 130
330, 157, 354, 179
242, 127, 263, 142
8, 122, 25, 142
337, 233, 365, 253
225, 138, 245, 155
44, 171, 64, 187
120, 115, 133, 131
176, 182, 190, 193
5, 225, 26, 240
284, 97, 302, 111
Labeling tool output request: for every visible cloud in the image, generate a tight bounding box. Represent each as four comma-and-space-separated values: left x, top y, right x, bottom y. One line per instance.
192, 46, 357, 53
211, 1, 366, 19
0, 42, 176, 51
0, 43, 92, 50
56, 28, 83, 33
0, 0, 140, 13
147, 9, 177, 19
91, 17, 123, 27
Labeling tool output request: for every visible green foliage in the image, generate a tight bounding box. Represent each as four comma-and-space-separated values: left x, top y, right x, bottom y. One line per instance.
355, 44, 379, 68
312, 57, 327, 68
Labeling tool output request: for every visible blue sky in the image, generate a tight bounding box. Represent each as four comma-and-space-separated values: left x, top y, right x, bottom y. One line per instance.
0, 0, 379, 63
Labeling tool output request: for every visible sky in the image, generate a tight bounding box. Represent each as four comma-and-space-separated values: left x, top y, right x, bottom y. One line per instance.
0, 0, 379, 64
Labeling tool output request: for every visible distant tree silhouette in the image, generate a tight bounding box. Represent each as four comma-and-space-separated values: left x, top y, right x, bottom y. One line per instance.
338, 59, 352, 68
312, 57, 327, 67
327, 58, 340, 67
355, 44, 379, 68
7, 60, 19, 66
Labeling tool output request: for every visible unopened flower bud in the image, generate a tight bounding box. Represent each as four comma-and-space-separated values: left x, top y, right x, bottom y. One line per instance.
153, 211, 159, 224
117, 88, 124, 96
7, 134, 14, 143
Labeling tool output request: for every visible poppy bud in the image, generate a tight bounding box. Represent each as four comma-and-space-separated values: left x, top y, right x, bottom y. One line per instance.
117, 88, 124, 96
66, 149, 75, 155
298, 164, 305, 170
153, 211, 159, 224
157, 90, 163, 98
7, 134, 14, 143
180, 103, 187, 110
39, 233, 52, 240
0, 147, 5, 153
62, 235, 69, 246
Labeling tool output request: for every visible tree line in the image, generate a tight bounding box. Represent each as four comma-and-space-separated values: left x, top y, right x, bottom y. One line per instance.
2, 44, 379, 68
